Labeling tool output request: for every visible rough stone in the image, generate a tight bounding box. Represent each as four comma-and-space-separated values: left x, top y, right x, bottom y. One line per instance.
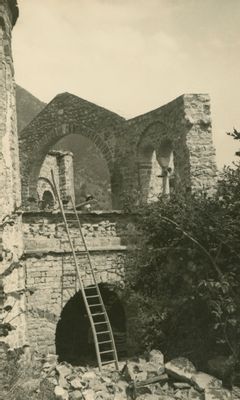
82, 371, 97, 381
165, 357, 197, 383
70, 390, 83, 400
173, 382, 191, 389
148, 349, 164, 366
82, 389, 95, 400
188, 387, 204, 400
55, 385, 69, 400
192, 372, 222, 392
205, 387, 232, 400
70, 377, 84, 390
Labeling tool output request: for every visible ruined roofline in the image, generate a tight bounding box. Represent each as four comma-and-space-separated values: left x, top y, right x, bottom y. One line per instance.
19, 90, 210, 136
53, 91, 126, 120
8, 0, 19, 26
127, 93, 210, 122
19, 91, 126, 136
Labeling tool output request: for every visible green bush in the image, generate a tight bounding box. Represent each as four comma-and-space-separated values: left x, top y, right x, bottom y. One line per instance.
125, 164, 240, 370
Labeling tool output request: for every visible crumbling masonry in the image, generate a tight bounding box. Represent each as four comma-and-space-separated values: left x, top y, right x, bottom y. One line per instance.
0, 0, 217, 370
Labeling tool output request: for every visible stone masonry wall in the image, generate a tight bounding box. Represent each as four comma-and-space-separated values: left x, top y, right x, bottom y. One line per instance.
113, 94, 217, 206
19, 93, 217, 210
37, 150, 75, 207
19, 93, 124, 205
21, 211, 137, 354
0, 0, 26, 353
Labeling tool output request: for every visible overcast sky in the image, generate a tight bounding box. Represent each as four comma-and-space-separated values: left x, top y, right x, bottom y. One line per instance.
13, 0, 240, 168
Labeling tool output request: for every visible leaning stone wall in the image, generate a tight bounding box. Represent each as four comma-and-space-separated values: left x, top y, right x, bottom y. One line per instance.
21, 211, 136, 354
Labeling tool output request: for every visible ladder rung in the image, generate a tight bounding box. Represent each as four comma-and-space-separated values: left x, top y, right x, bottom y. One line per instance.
100, 350, 114, 354
92, 312, 105, 316
102, 360, 115, 365
85, 285, 97, 289
99, 340, 112, 344
51, 171, 119, 371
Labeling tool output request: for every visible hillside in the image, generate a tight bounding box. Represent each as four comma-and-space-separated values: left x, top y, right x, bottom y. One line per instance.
16, 85, 46, 133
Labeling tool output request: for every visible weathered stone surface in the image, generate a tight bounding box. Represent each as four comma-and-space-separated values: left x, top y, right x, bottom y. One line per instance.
56, 364, 72, 388
205, 387, 232, 400
56, 364, 72, 378
188, 387, 204, 400
0, 0, 26, 352
165, 357, 197, 383
70, 390, 83, 400
70, 377, 84, 390
82, 389, 95, 400
192, 372, 222, 392
82, 371, 97, 381
55, 385, 69, 400
149, 349, 164, 366
173, 382, 191, 389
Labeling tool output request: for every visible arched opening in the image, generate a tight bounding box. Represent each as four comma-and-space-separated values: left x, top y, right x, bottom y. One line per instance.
40, 190, 55, 210
38, 134, 112, 210
138, 128, 175, 203
56, 284, 126, 366
157, 138, 175, 196
138, 144, 162, 203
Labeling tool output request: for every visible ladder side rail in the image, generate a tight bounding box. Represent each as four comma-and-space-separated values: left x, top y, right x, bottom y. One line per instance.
50, 170, 103, 371
70, 198, 119, 370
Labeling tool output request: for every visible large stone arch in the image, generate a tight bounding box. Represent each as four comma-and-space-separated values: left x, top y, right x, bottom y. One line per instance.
20, 122, 114, 206
19, 92, 125, 207
55, 283, 127, 365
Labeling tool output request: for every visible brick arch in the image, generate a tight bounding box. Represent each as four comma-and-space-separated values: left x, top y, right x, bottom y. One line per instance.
20, 122, 114, 205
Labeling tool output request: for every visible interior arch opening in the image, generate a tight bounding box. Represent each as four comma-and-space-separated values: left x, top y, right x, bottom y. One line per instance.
40, 190, 55, 210
157, 138, 174, 196
35, 134, 112, 211
55, 284, 126, 366
52, 134, 112, 210
138, 133, 175, 203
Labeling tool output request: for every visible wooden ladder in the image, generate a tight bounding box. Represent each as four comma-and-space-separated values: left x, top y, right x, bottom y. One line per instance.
51, 170, 119, 372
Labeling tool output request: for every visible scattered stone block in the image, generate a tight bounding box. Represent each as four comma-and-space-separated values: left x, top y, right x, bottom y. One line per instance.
70, 377, 84, 390
192, 372, 222, 392
149, 349, 164, 366
55, 385, 69, 400
173, 382, 191, 389
205, 387, 232, 400
188, 387, 204, 400
70, 390, 83, 400
82, 371, 97, 381
82, 389, 95, 400
165, 357, 196, 383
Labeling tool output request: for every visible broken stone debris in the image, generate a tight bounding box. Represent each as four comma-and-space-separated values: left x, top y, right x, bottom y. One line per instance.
26, 350, 237, 400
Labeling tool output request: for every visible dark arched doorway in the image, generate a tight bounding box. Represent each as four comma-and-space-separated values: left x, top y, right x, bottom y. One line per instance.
55, 284, 126, 366
40, 190, 55, 210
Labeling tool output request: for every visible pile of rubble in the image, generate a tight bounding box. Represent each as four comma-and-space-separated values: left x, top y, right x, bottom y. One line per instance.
32, 350, 240, 400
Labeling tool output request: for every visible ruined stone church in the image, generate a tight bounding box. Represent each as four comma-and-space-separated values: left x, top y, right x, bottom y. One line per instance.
0, 0, 217, 372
